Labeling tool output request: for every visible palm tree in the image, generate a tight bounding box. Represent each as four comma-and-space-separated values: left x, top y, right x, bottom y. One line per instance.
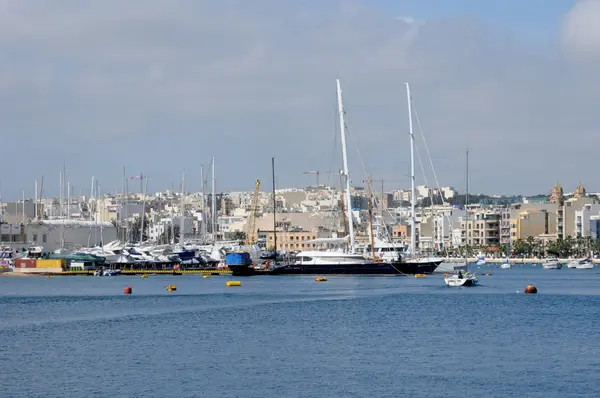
575, 235, 585, 257
526, 236, 535, 257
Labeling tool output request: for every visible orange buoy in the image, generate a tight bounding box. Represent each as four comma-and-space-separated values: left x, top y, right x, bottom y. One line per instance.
124, 286, 132, 295
524, 284, 537, 294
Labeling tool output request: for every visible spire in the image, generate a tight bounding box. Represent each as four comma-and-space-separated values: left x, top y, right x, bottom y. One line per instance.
574, 182, 586, 199
549, 181, 564, 204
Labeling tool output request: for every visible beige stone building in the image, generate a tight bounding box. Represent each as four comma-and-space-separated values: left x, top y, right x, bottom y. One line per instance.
258, 230, 320, 251
253, 212, 339, 235
509, 209, 556, 243
462, 211, 501, 247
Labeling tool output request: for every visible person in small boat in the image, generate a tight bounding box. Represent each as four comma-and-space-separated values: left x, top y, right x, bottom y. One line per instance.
458, 270, 463, 279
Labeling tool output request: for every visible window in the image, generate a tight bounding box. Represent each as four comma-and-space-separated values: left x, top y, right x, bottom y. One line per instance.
43, 234, 47, 243
32, 233, 37, 242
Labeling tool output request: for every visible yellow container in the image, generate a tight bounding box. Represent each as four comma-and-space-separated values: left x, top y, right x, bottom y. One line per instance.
36, 259, 65, 269
226, 281, 241, 287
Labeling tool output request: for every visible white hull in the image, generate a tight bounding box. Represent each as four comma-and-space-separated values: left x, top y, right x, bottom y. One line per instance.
542, 258, 561, 269
575, 261, 594, 269
542, 262, 561, 269
444, 274, 477, 287
405, 256, 444, 265
566, 261, 578, 269
294, 250, 371, 265
500, 263, 511, 269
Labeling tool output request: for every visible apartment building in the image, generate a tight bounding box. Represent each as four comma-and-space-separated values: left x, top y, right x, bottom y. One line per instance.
574, 204, 600, 237
509, 209, 555, 243
463, 211, 501, 247
257, 230, 320, 251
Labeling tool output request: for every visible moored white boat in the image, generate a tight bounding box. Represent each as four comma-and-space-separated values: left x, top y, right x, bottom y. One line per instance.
542, 257, 562, 269
444, 271, 477, 287
574, 259, 594, 269
500, 261, 511, 269
443, 146, 477, 288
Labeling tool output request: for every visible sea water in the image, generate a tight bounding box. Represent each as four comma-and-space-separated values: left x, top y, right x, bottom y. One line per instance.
1, 266, 599, 397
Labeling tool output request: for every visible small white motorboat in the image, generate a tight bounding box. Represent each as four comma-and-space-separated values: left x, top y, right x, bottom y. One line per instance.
574, 259, 594, 269
542, 257, 562, 269
500, 261, 511, 269
566, 259, 579, 269
444, 271, 478, 287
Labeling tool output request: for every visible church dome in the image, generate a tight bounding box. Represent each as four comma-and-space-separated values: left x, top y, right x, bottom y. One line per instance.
574, 183, 586, 199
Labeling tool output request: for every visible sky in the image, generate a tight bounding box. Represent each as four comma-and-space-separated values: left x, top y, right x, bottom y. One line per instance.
1, 0, 599, 199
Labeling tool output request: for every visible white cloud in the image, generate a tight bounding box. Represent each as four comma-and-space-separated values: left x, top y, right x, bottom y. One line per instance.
562, 0, 600, 62
0, 0, 597, 197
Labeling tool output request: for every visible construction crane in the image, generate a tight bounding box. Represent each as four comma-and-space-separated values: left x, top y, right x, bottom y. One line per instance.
302, 170, 338, 186
245, 179, 261, 246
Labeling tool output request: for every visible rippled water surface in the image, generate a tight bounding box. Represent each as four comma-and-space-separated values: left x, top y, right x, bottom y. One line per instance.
1, 266, 600, 397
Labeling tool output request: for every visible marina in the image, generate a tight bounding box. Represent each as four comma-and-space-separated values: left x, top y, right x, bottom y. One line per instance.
1, 1, 600, 396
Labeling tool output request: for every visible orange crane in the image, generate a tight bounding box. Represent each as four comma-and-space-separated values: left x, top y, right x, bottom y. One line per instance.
245, 179, 261, 246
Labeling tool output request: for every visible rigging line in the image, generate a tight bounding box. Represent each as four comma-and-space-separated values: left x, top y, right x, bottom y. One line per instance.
411, 101, 445, 205
345, 123, 398, 246
411, 97, 450, 256
326, 98, 341, 230
328, 99, 340, 187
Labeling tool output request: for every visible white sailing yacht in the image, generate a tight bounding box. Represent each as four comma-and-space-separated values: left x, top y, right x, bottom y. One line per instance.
445, 150, 478, 287
402, 83, 443, 272
292, 79, 371, 266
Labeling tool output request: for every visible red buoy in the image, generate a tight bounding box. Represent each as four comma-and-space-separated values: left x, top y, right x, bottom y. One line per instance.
124, 286, 132, 295
524, 284, 537, 294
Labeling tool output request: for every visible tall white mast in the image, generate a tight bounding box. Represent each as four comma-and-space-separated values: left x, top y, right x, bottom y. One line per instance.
34, 180, 38, 220
201, 164, 206, 239
211, 156, 216, 243
180, 170, 185, 245
465, 149, 469, 264
60, 169, 64, 248
336, 79, 355, 253
59, 170, 63, 219
67, 181, 71, 220
22, 190, 25, 225
139, 173, 146, 245
98, 179, 104, 247
406, 82, 416, 256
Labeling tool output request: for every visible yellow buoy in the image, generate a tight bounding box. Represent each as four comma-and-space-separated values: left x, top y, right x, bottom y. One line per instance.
48, 275, 53, 278
203, 275, 211, 278
141, 274, 148, 278
167, 284, 177, 292
226, 281, 241, 287
414, 274, 426, 278
315, 277, 327, 282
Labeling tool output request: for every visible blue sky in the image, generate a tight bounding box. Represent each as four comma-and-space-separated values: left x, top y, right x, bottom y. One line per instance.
0, 0, 598, 199
370, 0, 574, 35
